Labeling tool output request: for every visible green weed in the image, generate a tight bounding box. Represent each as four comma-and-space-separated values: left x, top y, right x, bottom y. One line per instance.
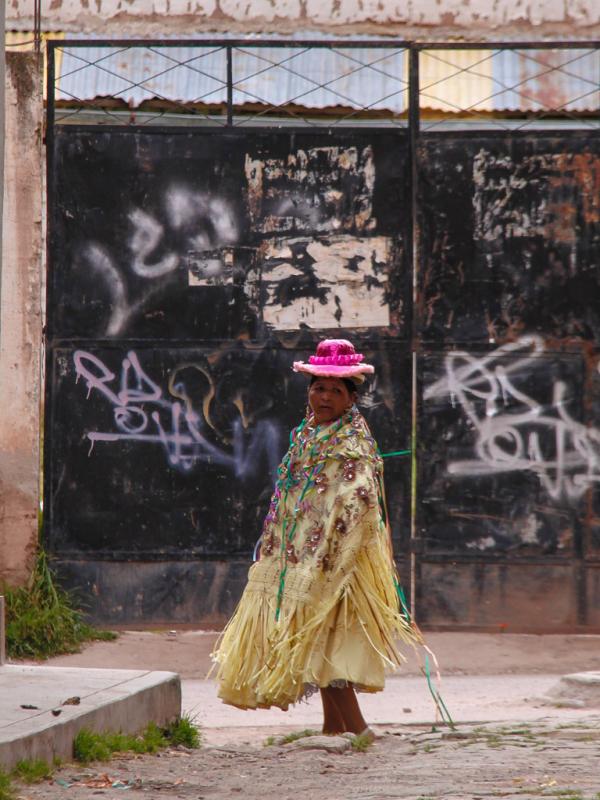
165, 715, 201, 749
279, 728, 319, 744
2, 550, 116, 660
74, 724, 163, 763
73, 717, 201, 764
0, 769, 16, 800
73, 729, 113, 763
263, 736, 276, 747
12, 759, 53, 784
350, 732, 373, 752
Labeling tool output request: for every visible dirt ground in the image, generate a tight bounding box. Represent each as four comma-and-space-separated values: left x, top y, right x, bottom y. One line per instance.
16, 718, 600, 800
12, 632, 600, 800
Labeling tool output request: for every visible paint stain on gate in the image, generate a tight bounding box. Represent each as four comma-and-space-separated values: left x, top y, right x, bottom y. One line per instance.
243, 143, 390, 330
251, 235, 391, 330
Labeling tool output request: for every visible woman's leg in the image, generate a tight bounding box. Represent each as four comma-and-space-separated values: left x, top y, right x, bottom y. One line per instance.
320, 687, 346, 734
320, 684, 368, 735
327, 684, 368, 735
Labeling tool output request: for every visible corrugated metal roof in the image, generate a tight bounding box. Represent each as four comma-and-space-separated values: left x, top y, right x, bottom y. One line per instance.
419, 50, 494, 113
491, 48, 600, 112
53, 37, 599, 115
56, 39, 407, 112
419, 48, 600, 113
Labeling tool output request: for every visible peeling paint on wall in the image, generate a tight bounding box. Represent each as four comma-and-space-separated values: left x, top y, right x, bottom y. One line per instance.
253, 235, 391, 330
244, 145, 376, 235
473, 149, 600, 245
8, 0, 600, 35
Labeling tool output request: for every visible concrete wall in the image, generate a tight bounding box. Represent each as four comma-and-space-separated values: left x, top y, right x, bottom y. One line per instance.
0, 53, 43, 587
6, 0, 600, 38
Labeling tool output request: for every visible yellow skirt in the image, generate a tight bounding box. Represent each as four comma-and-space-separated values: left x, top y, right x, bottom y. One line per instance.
212, 531, 421, 710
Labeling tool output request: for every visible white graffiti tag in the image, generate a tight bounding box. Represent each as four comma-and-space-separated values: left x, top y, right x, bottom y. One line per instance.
424, 335, 600, 501
78, 185, 240, 336
74, 350, 280, 477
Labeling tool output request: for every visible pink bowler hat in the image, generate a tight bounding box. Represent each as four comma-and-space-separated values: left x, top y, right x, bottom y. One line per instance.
293, 339, 374, 384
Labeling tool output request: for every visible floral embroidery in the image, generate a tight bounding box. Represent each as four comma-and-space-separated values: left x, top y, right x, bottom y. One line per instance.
261, 531, 279, 557
314, 474, 328, 494
334, 517, 347, 536
286, 544, 299, 564
319, 554, 332, 571
342, 459, 356, 482
305, 525, 324, 555
355, 486, 372, 506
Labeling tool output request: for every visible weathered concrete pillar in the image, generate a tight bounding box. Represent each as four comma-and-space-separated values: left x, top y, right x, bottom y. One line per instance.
0, 595, 5, 665
0, 0, 5, 293
0, 53, 44, 587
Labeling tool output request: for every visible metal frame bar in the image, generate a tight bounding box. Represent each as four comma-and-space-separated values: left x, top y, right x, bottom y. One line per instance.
47, 38, 600, 48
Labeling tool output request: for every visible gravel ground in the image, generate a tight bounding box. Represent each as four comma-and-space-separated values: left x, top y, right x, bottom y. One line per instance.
15, 718, 600, 800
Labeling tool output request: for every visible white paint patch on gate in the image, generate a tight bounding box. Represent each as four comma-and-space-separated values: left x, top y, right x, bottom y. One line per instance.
255, 235, 391, 330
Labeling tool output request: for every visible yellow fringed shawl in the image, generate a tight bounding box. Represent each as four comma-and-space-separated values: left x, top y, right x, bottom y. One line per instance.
212, 408, 421, 710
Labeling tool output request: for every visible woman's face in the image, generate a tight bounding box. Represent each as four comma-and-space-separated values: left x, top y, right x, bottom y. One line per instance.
308, 377, 355, 425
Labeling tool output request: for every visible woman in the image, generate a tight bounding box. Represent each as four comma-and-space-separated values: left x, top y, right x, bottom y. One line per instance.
212, 339, 421, 736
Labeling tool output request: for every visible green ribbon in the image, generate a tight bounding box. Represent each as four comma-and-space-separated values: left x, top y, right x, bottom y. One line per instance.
380, 449, 411, 458
424, 654, 455, 730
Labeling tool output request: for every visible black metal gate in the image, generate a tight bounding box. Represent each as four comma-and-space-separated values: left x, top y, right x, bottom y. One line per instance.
45, 40, 600, 630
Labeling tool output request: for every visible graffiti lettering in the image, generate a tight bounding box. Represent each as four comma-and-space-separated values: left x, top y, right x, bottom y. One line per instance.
425, 335, 600, 501
74, 350, 281, 478
77, 184, 240, 336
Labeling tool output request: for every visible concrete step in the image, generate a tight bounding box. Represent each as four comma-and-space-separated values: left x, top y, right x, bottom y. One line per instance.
0, 665, 181, 770
541, 671, 600, 709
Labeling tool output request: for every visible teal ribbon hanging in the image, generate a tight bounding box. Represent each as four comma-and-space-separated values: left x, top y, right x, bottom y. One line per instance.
424, 654, 456, 730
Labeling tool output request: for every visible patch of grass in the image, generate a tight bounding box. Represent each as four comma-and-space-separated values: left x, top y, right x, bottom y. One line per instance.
279, 728, 319, 744
0, 770, 16, 800
2, 549, 116, 660
349, 732, 373, 752
263, 735, 276, 747
165, 715, 201, 749
74, 724, 165, 763
12, 759, 53, 784
73, 717, 202, 764
547, 792, 583, 800
498, 726, 536, 740
73, 729, 113, 763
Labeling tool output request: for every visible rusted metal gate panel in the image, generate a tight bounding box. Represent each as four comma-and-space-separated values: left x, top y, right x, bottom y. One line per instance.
45, 126, 413, 623
416, 133, 600, 630
44, 40, 600, 630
